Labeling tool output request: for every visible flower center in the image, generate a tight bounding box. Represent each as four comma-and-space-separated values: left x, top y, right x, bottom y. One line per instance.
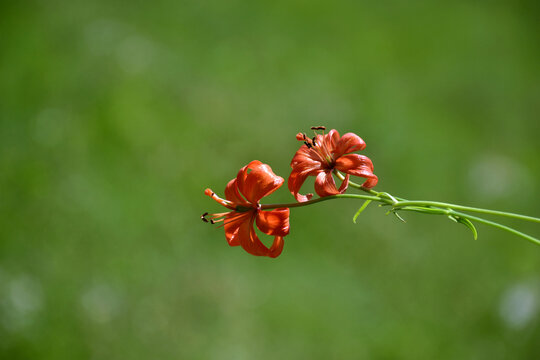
202, 188, 256, 227
296, 126, 335, 168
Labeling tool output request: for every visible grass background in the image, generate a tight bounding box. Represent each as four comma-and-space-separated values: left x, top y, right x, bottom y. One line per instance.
1, 0, 539, 358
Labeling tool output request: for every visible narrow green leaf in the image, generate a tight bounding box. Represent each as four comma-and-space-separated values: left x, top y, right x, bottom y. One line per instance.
456, 217, 478, 240
398, 206, 448, 215
353, 200, 372, 224
393, 211, 406, 223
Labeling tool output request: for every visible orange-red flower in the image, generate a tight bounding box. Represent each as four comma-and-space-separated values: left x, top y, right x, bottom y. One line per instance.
202, 160, 290, 258
289, 128, 378, 202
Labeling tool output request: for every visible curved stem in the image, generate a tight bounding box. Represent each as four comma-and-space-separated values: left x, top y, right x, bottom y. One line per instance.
257, 177, 540, 246
334, 170, 406, 201
399, 206, 540, 246
334, 170, 540, 224
450, 210, 540, 246
334, 171, 379, 196
260, 194, 383, 210
393, 200, 540, 223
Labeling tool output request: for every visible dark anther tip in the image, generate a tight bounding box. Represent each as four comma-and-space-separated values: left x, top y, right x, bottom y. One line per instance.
311, 126, 326, 130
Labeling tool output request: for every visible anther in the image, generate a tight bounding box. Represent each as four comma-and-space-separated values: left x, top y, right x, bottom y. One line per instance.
304, 141, 312, 149
210, 219, 215, 224
201, 212, 209, 222
312, 136, 317, 146
311, 126, 326, 130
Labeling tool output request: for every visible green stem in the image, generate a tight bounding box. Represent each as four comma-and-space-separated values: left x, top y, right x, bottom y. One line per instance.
393, 201, 540, 223
335, 170, 540, 224
451, 210, 540, 246
334, 170, 406, 201
257, 176, 540, 246
398, 206, 540, 246
260, 194, 383, 210
334, 170, 379, 196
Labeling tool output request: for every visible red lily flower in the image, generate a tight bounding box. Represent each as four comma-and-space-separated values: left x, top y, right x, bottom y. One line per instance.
202, 160, 290, 258
289, 127, 378, 202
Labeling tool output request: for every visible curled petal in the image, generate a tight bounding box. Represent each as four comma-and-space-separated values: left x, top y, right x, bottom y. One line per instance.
267, 236, 284, 258
288, 169, 315, 202
290, 144, 325, 170
360, 174, 378, 189
314, 171, 341, 197
224, 179, 248, 206
256, 208, 290, 237
237, 161, 284, 204
224, 211, 253, 246
335, 154, 378, 189
334, 133, 366, 158
225, 212, 287, 258
335, 153, 374, 172
243, 219, 275, 256
338, 173, 350, 193
323, 129, 340, 153
236, 160, 262, 196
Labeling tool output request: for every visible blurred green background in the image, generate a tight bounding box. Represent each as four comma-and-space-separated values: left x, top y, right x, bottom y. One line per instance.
1, 0, 540, 359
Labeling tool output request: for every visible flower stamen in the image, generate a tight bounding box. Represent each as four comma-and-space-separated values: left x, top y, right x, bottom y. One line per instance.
202, 211, 240, 226
201, 212, 209, 222
218, 212, 249, 228
205, 188, 236, 210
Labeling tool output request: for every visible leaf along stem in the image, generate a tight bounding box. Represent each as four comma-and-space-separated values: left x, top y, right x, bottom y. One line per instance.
258, 171, 540, 246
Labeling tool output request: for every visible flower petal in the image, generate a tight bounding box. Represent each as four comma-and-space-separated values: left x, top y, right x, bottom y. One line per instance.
335, 153, 374, 172
290, 144, 325, 170
360, 175, 378, 189
224, 179, 248, 206
237, 161, 284, 204
224, 211, 253, 246
241, 218, 273, 256
236, 160, 262, 198
256, 208, 290, 237
334, 132, 366, 158
314, 171, 341, 197
323, 129, 340, 153
267, 236, 284, 258
288, 168, 316, 202
335, 154, 378, 189
338, 173, 350, 193
226, 213, 284, 257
